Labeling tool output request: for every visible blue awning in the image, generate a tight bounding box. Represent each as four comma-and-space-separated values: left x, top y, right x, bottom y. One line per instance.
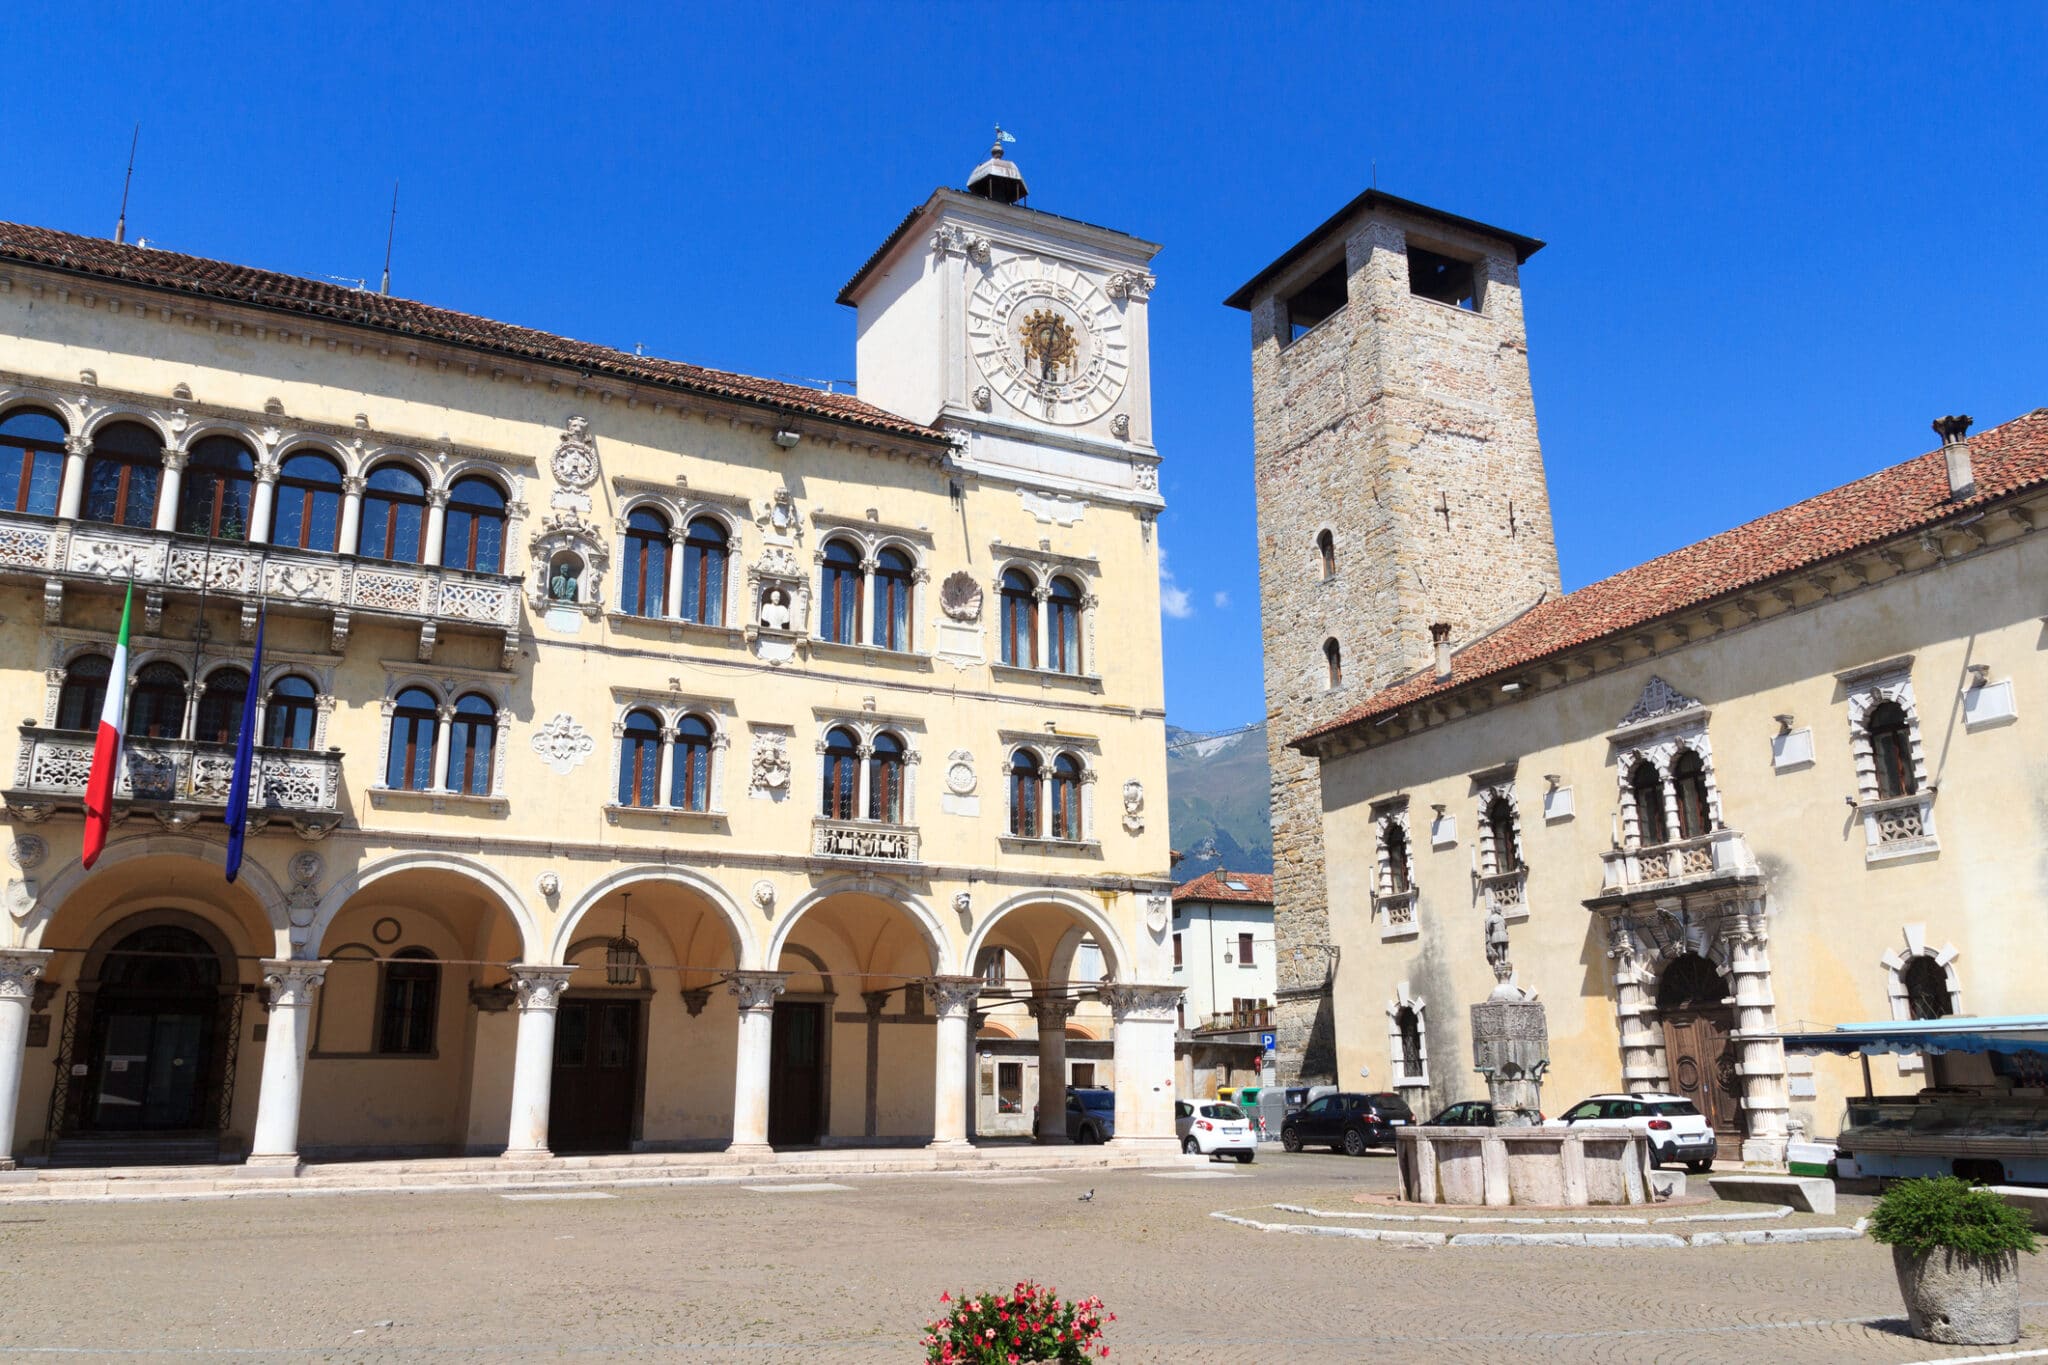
1780, 1017, 2048, 1059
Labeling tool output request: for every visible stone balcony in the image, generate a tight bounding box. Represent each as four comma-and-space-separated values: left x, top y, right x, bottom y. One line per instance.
811, 817, 921, 864
1593, 828, 1761, 901
0, 513, 521, 667
1375, 888, 1419, 940
1857, 792, 1939, 864
6, 725, 344, 838
1478, 869, 1528, 922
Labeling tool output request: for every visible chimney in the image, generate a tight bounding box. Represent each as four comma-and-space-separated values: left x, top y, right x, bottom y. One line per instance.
1430, 622, 1454, 681
1933, 415, 1975, 501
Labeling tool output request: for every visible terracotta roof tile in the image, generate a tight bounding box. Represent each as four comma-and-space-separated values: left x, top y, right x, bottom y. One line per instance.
1172, 870, 1274, 904
1295, 409, 2048, 749
0, 221, 947, 443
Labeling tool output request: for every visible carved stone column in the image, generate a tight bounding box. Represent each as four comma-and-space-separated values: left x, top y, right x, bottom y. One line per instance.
1726, 902, 1790, 1166
430, 705, 456, 794
503, 965, 577, 1160
1031, 996, 1078, 1144
1101, 982, 1182, 1150
421, 487, 449, 568
1607, 919, 1665, 1094
656, 726, 677, 808
56, 436, 89, 521
855, 744, 875, 822
1032, 586, 1051, 669
862, 989, 889, 1139
248, 959, 330, 1166
0, 950, 52, 1168
153, 448, 186, 534
924, 976, 983, 1150
728, 970, 787, 1155
665, 528, 687, 619
248, 461, 279, 546
337, 475, 365, 556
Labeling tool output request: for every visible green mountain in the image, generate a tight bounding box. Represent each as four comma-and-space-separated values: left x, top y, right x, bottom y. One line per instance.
1165, 722, 1274, 884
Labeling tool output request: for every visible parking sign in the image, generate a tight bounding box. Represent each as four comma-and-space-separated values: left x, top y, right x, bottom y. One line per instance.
1260, 1032, 1276, 1051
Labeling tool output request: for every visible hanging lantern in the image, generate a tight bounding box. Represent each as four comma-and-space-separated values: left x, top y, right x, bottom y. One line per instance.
605, 892, 641, 987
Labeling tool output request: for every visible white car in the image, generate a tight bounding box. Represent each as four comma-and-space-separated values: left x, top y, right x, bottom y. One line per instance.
1176, 1099, 1257, 1162
1549, 1092, 1718, 1172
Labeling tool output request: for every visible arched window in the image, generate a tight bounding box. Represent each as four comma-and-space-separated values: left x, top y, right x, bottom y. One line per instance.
0, 407, 65, 517
680, 517, 727, 625
821, 726, 860, 819
874, 547, 914, 651
621, 507, 670, 616
445, 693, 497, 796
617, 709, 664, 808
1384, 821, 1412, 895
441, 476, 507, 573
178, 435, 255, 540
1629, 758, 1669, 846
263, 675, 320, 750
820, 539, 863, 644
868, 731, 906, 823
1868, 701, 1918, 800
1009, 749, 1042, 837
270, 450, 343, 551
361, 464, 430, 564
377, 947, 440, 1055
672, 713, 714, 811
194, 667, 249, 745
1395, 1006, 1423, 1078
385, 687, 440, 791
1672, 750, 1712, 839
1047, 576, 1083, 674
81, 421, 162, 528
1050, 752, 1083, 840
1901, 956, 1952, 1021
56, 654, 112, 731
1000, 569, 1037, 667
128, 661, 187, 740
1485, 795, 1520, 874
1324, 638, 1343, 689
1316, 529, 1336, 581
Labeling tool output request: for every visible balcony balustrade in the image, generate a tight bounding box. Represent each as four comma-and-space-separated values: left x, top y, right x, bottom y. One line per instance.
7, 725, 343, 838
1192, 1004, 1273, 1034
1375, 888, 1419, 940
811, 817, 920, 864
1857, 792, 1938, 863
0, 513, 520, 667
1479, 868, 1529, 920
1597, 827, 1759, 896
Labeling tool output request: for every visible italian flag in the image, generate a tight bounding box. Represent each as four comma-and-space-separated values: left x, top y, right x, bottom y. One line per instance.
81, 582, 133, 869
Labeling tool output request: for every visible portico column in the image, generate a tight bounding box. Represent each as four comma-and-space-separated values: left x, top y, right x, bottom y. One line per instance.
57, 436, 89, 520
728, 971, 788, 1155
1606, 919, 1665, 1093
503, 965, 577, 1160
421, 488, 448, 568
153, 448, 186, 534
248, 462, 278, 545
862, 989, 890, 1139
0, 950, 53, 1169
1031, 996, 1078, 1145
1101, 982, 1182, 1150
665, 529, 687, 619
925, 976, 983, 1150
337, 475, 365, 555
247, 959, 330, 1166
1727, 904, 1790, 1166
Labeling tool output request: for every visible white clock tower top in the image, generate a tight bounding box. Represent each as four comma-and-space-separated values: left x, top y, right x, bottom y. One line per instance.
838, 145, 1162, 507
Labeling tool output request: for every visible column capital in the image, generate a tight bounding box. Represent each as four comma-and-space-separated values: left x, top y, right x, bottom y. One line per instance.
260, 957, 330, 1007
427, 487, 451, 509
0, 948, 54, 1000
728, 970, 789, 1012
1098, 981, 1181, 1022
862, 989, 892, 1018
1029, 995, 1080, 1028
63, 435, 92, 458
160, 447, 188, 471
923, 975, 984, 1018
342, 474, 366, 496
506, 963, 577, 1012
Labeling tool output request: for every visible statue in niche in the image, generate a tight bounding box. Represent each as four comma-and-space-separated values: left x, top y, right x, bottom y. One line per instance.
548, 555, 582, 604
758, 587, 793, 632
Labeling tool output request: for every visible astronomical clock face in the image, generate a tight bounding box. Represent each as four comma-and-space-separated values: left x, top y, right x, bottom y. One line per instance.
968, 260, 1127, 426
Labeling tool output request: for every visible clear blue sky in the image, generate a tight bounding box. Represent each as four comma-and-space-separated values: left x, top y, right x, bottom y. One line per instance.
5, 3, 2043, 732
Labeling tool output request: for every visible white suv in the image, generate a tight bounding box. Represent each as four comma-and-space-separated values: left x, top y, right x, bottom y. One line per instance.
1176, 1099, 1257, 1162
1550, 1092, 1717, 1172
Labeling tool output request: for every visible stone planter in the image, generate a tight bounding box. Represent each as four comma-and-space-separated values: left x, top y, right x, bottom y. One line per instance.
1892, 1245, 2021, 1345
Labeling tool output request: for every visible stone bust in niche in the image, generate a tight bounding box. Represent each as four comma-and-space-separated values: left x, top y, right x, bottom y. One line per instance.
548, 554, 582, 604
759, 587, 792, 632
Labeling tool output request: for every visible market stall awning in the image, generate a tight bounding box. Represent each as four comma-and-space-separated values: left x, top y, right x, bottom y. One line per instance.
1780, 1016, 2048, 1058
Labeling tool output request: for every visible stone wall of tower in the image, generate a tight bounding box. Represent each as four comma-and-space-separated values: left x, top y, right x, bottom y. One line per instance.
1246, 203, 1559, 1082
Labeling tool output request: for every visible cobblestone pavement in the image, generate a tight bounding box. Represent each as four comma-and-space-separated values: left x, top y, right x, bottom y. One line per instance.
0, 1152, 2039, 1363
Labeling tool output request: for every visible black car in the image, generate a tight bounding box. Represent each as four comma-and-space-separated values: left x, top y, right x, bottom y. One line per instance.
1281, 1091, 1414, 1156
1424, 1100, 1498, 1127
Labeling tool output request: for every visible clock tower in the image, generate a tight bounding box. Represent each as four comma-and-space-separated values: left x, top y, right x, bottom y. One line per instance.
838, 142, 1163, 505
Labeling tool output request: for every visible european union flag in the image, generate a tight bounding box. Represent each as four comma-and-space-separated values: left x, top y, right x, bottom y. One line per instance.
223, 602, 265, 882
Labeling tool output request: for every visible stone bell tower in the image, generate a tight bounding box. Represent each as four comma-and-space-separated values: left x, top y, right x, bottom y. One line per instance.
1226, 191, 1561, 1082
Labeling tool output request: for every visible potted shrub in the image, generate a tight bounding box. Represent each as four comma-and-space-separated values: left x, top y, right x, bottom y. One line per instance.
1869, 1176, 2037, 1345
922, 1282, 1113, 1363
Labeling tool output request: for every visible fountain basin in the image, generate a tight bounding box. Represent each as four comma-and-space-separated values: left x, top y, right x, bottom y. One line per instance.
1396, 1124, 1659, 1207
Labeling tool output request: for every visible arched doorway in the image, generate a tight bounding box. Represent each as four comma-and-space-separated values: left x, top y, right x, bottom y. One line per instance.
1656, 952, 1742, 1158
61, 920, 238, 1159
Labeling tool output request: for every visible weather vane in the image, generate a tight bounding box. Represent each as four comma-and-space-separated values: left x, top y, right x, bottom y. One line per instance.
992, 124, 1017, 158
